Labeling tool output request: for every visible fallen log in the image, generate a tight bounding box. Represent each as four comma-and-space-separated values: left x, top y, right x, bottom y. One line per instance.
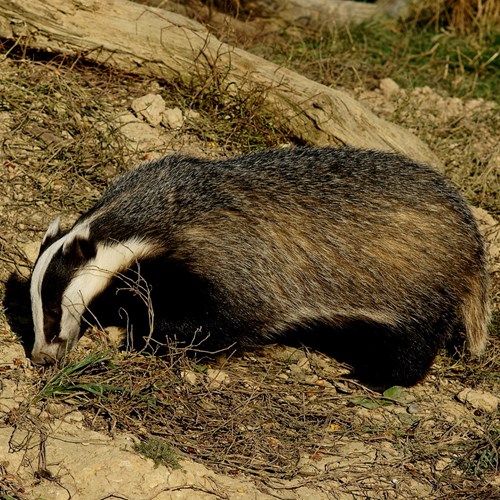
138, 0, 412, 34
241, 0, 380, 27
0, 0, 439, 165
139, 0, 381, 28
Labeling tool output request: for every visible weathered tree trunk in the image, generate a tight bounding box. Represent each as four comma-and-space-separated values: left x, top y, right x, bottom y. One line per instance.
139, 0, 411, 29
0, 0, 439, 166
246, 0, 380, 28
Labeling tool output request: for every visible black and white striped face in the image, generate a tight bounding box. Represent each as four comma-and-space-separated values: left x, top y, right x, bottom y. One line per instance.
30, 219, 95, 363
30, 218, 158, 364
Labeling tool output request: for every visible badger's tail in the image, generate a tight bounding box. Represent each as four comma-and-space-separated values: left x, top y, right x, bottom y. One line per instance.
460, 271, 490, 356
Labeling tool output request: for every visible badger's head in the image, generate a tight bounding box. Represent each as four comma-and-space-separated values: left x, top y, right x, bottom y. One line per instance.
30, 218, 158, 364
30, 218, 97, 364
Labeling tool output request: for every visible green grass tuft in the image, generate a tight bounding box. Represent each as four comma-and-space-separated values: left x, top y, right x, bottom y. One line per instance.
35, 352, 123, 400
457, 421, 499, 477
133, 438, 183, 470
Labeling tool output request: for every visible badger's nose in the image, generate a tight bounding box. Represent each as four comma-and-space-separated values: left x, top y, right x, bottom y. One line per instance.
30, 350, 58, 365
31, 353, 54, 365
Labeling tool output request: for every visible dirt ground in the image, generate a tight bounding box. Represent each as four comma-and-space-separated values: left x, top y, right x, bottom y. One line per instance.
0, 41, 499, 500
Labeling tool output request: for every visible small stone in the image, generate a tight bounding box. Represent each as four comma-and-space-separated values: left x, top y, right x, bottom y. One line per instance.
115, 112, 162, 149
185, 109, 200, 121
304, 374, 319, 384
180, 370, 198, 386
162, 107, 184, 129
435, 458, 452, 472
379, 78, 400, 98
296, 356, 311, 370
457, 388, 498, 413
407, 402, 421, 414
131, 94, 166, 126
206, 368, 229, 388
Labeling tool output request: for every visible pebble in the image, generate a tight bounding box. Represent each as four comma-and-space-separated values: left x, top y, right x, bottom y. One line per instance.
131, 94, 166, 126
379, 77, 400, 98
456, 388, 498, 413
162, 107, 184, 129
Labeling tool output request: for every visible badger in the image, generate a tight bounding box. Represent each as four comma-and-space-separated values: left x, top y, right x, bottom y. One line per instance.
29, 147, 490, 387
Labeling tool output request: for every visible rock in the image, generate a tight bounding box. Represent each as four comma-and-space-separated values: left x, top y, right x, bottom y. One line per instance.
115, 112, 162, 150
162, 107, 184, 129
407, 402, 421, 414
131, 94, 166, 126
457, 388, 499, 413
376, 441, 399, 460
185, 109, 200, 122
434, 457, 452, 472
304, 374, 319, 384
379, 78, 400, 98
296, 356, 311, 370
180, 370, 198, 386
206, 368, 229, 388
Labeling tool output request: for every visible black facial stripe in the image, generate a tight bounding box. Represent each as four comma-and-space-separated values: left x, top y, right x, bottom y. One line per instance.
40, 248, 76, 344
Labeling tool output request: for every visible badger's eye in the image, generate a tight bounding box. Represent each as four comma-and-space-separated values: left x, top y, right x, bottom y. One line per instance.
44, 306, 60, 316
43, 305, 62, 344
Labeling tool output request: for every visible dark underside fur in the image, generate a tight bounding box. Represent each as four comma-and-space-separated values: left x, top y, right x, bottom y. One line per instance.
86, 259, 461, 388
49, 147, 488, 388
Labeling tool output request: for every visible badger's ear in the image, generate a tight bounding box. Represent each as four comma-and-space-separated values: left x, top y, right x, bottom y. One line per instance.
62, 225, 96, 262
41, 216, 62, 245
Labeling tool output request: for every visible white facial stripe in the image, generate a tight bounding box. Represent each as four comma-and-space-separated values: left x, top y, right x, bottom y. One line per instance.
59, 238, 158, 344
62, 224, 90, 254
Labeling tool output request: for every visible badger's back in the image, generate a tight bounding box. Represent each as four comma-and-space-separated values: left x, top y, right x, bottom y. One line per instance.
32, 147, 489, 386
88, 147, 486, 323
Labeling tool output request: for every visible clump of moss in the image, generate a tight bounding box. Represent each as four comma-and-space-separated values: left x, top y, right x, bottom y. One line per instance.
134, 438, 183, 470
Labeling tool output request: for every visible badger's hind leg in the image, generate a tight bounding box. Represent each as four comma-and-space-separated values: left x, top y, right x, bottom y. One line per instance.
293, 316, 454, 388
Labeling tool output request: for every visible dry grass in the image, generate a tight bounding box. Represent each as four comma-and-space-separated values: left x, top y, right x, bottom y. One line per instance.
407, 0, 500, 36
0, 41, 288, 201
4, 337, 493, 497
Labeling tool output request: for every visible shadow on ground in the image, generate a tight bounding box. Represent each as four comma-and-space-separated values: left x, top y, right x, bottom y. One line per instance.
3, 272, 34, 356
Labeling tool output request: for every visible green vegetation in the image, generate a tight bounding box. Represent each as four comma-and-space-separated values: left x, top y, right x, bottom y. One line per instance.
133, 438, 183, 470
458, 420, 499, 476
257, 17, 498, 103
35, 352, 122, 401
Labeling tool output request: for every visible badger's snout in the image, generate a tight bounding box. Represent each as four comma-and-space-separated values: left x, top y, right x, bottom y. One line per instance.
31, 350, 56, 365
31, 338, 68, 365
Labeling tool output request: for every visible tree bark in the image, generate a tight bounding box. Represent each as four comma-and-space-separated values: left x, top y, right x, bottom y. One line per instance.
0, 0, 439, 166
249, 0, 380, 28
